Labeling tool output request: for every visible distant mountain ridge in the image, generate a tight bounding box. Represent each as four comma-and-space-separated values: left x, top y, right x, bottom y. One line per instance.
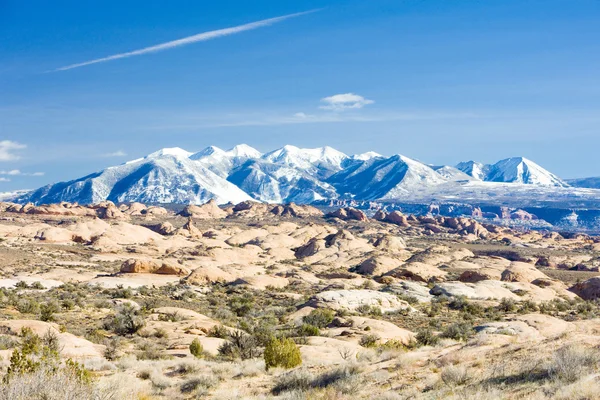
15, 144, 580, 205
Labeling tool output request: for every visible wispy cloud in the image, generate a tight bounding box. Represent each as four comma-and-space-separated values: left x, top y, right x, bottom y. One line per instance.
0, 141, 26, 161
102, 150, 127, 157
53, 9, 319, 72
0, 169, 22, 176
320, 93, 374, 111
0, 169, 45, 177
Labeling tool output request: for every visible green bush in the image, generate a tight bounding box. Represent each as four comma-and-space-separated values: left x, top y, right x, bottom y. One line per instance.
40, 302, 60, 322
441, 322, 474, 341
298, 324, 320, 337
416, 328, 440, 347
264, 338, 302, 370
218, 331, 258, 360
207, 325, 229, 339
359, 334, 380, 348
105, 304, 145, 336
189, 338, 204, 359
302, 309, 335, 329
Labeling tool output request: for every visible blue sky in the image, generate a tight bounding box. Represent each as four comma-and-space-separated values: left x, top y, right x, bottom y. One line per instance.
1, 0, 600, 191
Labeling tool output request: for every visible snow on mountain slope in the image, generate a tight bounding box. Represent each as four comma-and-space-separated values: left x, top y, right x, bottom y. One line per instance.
455, 161, 488, 180
486, 157, 568, 187
262, 145, 348, 178
328, 154, 448, 200
431, 165, 475, 181
227, 160, 338, 203
457, 157, 568, 187
15, 144, 577, 207
20, 150, 252, 205
190, 144, 262, 178
227, 144, 262, 158
351, 151, 384, 161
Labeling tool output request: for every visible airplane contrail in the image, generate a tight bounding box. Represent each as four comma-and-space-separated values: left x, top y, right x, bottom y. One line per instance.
53, 9, 319, 72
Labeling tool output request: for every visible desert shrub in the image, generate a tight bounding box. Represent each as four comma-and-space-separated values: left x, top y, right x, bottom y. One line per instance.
272, 365, 362, 395
189, 338, 204, 359
180, 375, 217, 394
441, 322, 474, 341
298, 324, 320, 337
103, 337, 121, 361
272, 368, 313, 394
416, 328, 440, 347
0, 335, 17, 350
356, 304, 383, 316
498, 298, 517, 313
228, 295, 255, 317
0, 365, 97, 400
440, 365, 471, 386
264, 338, 302, 370
218, 331, 258, 360
40, 301, 60, 322
312, 364, 362, 394
359, 334, 380, 348
302, 309, 335, 329
16, 299, 40, 315
207, 325, 229, 339
157, 311, 181, 322
548, 344, 598, 383
136, 341, 166, 360
30, 282, 45, 290
42, 330, 60, 354
105, 304, 145, 336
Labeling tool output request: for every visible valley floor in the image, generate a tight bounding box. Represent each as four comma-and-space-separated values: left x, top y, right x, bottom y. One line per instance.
1, 200, 600, 399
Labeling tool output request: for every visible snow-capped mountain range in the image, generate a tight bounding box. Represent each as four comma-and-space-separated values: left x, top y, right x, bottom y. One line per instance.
14, 144, 591, 206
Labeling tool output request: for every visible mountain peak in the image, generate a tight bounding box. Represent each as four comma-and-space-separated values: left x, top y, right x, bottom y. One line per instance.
147, 147, 193, 159
352, 151, 383, 161
457, 157, 568, 187
226, 144, 262, 158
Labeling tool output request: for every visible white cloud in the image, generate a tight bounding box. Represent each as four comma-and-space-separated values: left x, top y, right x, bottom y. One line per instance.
320, 93, 375, 111
0, 140, 26, 161
0, 177, 9, 182
53, 9, 319, 72
294, 112, 308, 118
0, 169, 45, 177
102, 150, 127, 157
0, 169, 21, 175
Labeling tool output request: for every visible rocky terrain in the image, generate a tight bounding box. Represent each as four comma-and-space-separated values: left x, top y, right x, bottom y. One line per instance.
1, 199, 600, 399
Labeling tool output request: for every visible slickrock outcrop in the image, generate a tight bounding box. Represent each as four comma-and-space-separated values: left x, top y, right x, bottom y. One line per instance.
120, 259, 190, 275
570, 277, 600, 300
326, 207, 368, 221
178, 200, 228, 219
384, 211, 410, 227
307, 289, 414, 313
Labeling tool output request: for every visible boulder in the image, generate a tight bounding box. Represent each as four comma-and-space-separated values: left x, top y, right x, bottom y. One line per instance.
357, 256, 402, 276
326, 207, 368, 222
570, 277, 600, 300
120, 259, 189, 275
501, 262, 549, 283
387, 262, 447, 282
152, 221, 176, 235
179, 200, 228, 219
186, 266, 236, 285
382, 281, 434, 303
307, 289, 414, 313
370, 234, 406, 252
384, 211, 410, 227
94, 201, 128, 220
